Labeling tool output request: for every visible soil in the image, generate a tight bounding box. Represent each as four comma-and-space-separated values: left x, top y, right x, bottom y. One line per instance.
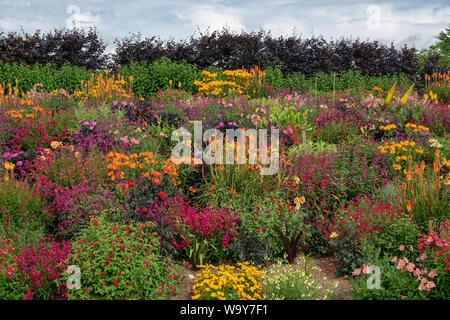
172, 255, 353, 300
172, 269, 199, 300
296, 255, 353, 300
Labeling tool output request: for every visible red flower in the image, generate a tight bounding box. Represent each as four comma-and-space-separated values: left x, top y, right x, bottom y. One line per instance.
158, 192, 167, 199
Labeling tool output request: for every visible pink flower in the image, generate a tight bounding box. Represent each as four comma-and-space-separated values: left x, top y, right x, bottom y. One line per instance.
428, 270, 438, 278
406, 263, 415, 272
362, 265, 370, 274
352, 268, 361, 276
397, 260, 406, 270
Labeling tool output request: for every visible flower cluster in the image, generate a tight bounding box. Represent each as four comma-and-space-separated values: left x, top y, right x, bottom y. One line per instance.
106, 151, 180, 185
73, 72, 134, 103
140, 197, 240, 249
13, 238, 72, 300
192, 262, 263, 300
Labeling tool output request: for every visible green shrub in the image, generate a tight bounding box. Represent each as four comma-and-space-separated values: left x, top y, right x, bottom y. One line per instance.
117, 58, 200, 97
351, 255, 425, 300
0, 61, 94, 93
264, 68, 412, 92
0, 179, 44, 232
64, 216, 184, 300
237, 198, 310, 260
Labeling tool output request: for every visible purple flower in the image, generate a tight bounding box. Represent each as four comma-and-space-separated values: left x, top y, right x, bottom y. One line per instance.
16, 161, 23, 167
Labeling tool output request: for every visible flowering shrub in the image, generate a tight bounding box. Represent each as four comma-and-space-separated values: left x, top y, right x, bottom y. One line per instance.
41, 182, 117, 239
73, 72, 134, 104
319, 197, 407, 275
30, 145, 109, 188
70, 120, 117, 154
352, 230, 450, 300
237, 198, 309, 260
0, 236, 16, 280
194, 67, 266, 98
106, 151, 180, 185
5, 238, 72, 300
0, 177, 43, 230
139, 197, 239, 265
64, 217, 183, 300
398, 151, 449, 230
192, 262, 263, 300
416, 222, 450, 299
286, 144, 391, 213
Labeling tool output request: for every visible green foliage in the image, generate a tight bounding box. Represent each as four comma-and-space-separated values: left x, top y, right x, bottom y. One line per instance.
0, 179, 44, 231
264, 68, 412, 92
229, 230, 273, 265
0, 61, 94, 93
196, 163, 283, 212
237, 198, 310, 259
270, 104, 311, 131
288, 140, 337, 155
417, 24, 450, 74
351, 255, 426, 300
117, 58, 200, 97
315, 120, 360, 145
64, 217, 184, 300
73, 103, 124, 126
183, 236, 217, 268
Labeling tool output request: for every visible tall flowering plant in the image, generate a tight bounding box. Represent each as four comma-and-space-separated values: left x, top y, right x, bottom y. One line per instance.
10, 238, 72, 300
139, 197, 239, 266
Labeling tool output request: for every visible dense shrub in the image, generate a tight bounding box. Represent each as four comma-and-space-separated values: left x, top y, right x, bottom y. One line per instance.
117, 58, 200, 96
0, 28, 107, 69
265, 68, 412, 92
139, 197, 240, 265
0, 61, 94, 93
64, 217, 183, 300
0, 237, 72, 300
113, 28, 418, 79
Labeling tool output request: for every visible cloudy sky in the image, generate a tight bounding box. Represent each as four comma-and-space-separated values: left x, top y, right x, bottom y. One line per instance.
0, 0, 449, 52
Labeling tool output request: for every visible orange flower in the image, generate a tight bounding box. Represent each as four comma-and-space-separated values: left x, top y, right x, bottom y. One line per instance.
294, 196, 306, 205
406, 203, 412, 212
189, 186, 197, 193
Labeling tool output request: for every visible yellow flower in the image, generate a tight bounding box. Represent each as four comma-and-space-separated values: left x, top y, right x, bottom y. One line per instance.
50, 141, 62, 149
4, 161, 15, 170
330, 232, 339, 238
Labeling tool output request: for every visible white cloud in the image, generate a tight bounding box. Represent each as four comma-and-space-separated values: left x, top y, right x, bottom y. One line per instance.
66, 5, 102, 30
263, 16, 305, 36
175, 4, 245, 33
